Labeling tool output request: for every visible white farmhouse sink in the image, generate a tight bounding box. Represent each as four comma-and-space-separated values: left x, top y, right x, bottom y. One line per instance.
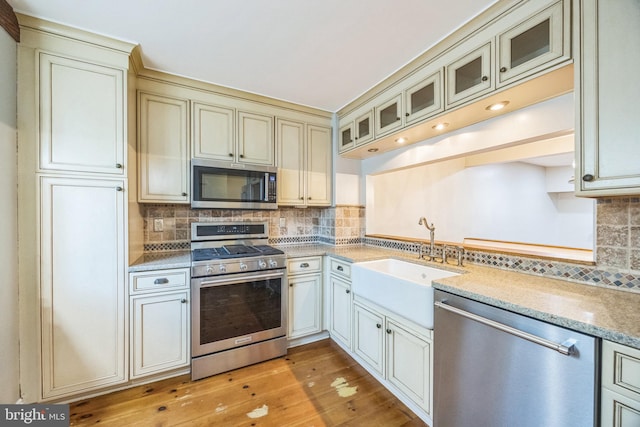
351, 258, 460, 329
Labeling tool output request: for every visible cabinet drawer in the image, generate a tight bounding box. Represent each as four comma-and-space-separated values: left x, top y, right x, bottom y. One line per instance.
603, 340, 640, 401
288, 256, 322, 275
329, 258, 351, 279
130, 268, 189, 294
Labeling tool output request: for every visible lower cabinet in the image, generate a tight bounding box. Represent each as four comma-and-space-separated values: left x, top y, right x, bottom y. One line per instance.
328, 263, 353, 350
129, 268, 190, 379
353, 301, 432, 416
287, 257, 323, 340
601, 340, 640, 427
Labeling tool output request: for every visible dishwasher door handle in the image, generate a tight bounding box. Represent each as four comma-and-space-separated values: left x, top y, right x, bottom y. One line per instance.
435, 301, 577, 355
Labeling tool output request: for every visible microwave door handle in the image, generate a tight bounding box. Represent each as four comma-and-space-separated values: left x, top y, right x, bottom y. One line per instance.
263, 173, 269, 201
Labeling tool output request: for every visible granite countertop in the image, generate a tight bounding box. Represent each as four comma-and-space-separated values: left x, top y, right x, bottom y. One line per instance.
130, 243, 640, 349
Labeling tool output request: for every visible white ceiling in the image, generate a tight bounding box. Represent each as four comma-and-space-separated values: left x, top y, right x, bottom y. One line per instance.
8, 0, 498, 112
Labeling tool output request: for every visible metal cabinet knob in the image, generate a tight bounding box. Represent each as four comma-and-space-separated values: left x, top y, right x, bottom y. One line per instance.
405, 113, 410, 117
239, 154, 244, 158
500, 67, 507, 73
300, 262, 310, 268
228, 153, 233, 157
337, 266, 344, 271
115, 186, 123, 192
182, 192, 188, 197
376, 323, 382, 329
181, 299, 187, 304
154, 278, 169, 285
582, 174, 595, 182
386, 328, 392, 334
345, 289, 351, 294
116, 163, 123, 168
481, 76, 488, 82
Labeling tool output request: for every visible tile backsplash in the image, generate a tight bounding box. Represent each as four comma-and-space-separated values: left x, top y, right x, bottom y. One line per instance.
596, 197, 640, 272
141, 204, 365, 251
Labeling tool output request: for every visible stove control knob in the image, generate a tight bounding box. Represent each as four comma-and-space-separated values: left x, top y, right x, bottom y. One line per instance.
206, 266, 214, 274
239, 262, 248, 271
258, 259, 267, 269
269, 259, 278, 268
218, 264, 227, 273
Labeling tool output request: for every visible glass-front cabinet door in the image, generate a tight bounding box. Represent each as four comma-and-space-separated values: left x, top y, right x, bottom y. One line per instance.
339, 122, 354, 153
497, 1, 567, 86
404, 70, 443, 125
375, 93, 403, 137
355, 111, 373, 146
446, 43, 493, 107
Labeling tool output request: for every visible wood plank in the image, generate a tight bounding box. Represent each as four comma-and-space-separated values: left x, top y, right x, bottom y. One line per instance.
0, 0, 19, 42
69, 339, 428, 426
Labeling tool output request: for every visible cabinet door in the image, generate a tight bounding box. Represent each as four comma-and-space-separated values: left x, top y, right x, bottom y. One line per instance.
387, 320, 431, 414
39, 53, 125, 174
576, 0, 640, 195
192, 102, 235, 161
276, 118, 304, 205
404, 70, 444, 125
374, 93, 403, 137
131, 291, 190, 378
306, 125, 332, 206
288, 274, 322, 339
446, 43, 493, 106
601, 388, 640, 427
498, 1, 568, 86
138, 92, 190, 203
353, 303, 385, 375
40, 176, 126, 398
237, 111, 274, 165
339, 122, 355, 153
355, 111, 373, 146
329, 276, 352, 349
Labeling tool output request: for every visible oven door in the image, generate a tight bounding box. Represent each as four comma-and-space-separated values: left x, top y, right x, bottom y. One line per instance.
191, 269, 287, 357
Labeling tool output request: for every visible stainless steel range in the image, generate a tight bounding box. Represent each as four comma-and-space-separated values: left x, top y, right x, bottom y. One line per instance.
190, 221, 287, 381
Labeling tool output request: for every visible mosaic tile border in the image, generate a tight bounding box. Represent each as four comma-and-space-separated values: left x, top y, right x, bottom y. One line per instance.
269, 235, 319, 245
143, 241, 190, 252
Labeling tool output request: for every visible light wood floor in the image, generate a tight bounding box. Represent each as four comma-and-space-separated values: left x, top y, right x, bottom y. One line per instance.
68, 339, 428, 426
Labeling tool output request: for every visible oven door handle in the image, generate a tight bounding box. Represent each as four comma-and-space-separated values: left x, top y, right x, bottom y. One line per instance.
197, 271, 285, 288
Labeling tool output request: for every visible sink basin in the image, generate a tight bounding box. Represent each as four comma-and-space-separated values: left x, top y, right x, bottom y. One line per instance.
351, 258, 460, 329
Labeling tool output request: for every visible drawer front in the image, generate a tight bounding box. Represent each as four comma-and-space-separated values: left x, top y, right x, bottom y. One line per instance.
130, 268, 189, 294
329, 258, 351, 279
603, 340, 640, 401
287, 256, 322, 275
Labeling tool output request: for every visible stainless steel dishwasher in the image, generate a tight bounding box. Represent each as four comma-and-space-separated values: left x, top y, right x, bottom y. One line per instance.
434, 290, 598, 427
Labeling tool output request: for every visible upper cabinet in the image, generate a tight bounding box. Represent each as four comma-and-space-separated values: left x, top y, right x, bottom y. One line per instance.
339, 107, 374, 153
237, 111, 274, 165
497, 1, 569, 86
38, 53, 126, 175
277, 118, 332, 207
338, 0, 572, 159
138, 91, 190, 203
575, 0, 640, 196
446, 42, 493, 107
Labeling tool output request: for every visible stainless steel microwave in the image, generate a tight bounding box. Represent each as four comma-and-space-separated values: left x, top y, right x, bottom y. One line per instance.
191, 159, 277, 210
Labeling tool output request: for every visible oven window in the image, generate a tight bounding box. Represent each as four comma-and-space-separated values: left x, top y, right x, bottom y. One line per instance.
199, 278, 282, 344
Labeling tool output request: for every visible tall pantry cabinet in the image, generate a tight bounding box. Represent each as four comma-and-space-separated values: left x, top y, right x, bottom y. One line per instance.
17, 15, 136, 401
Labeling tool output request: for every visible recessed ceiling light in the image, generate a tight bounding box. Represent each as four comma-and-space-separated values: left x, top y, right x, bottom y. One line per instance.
395, 137, 408, 144
432, 123, 449, 131
367, 148, 379, 153
486, 101, 510, 111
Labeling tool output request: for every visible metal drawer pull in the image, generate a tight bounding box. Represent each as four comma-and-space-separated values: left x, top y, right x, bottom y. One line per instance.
300, 262, 310, 268
337, 266, 344, 271
154, 278, 170, 285
435, 301, 576, 356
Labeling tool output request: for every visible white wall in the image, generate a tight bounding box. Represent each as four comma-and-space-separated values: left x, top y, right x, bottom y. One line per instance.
367, 158, 594, 249
0, 27, 20, 403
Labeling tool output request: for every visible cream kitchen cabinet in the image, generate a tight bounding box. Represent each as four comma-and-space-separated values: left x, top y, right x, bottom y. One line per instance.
138, 91, 190, 203
446, 42, 493, 107
129, 268, 190, 379
404, 69, 444, 125
496, 1, 570, 87
39, 176, 127, 399
374, 93, 404, 138
277, 119, 331, 207
339, 107, 374, 153
575, 0, 640, 196
193, 103, 275, 166
601, 340, 640, 427
353, 300, 432, 416
328, 258, 353, 350
287, 257, 323, 340
38, 53, 126, 175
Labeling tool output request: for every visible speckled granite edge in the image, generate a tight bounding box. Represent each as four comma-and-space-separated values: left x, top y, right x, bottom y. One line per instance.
129, 251, 191, 273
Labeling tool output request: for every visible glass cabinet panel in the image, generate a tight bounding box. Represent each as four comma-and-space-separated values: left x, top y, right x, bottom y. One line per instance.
446, 43, 493, 106
404, 70, 443, 125
339, 125, 353, 152
355, 111, 373, 145
498, 2, 567, 86
375, 94, 403, 137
